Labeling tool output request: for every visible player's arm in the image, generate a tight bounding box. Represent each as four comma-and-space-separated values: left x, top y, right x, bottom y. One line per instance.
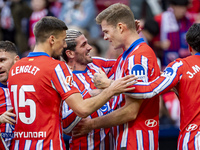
65, 74, 137, 118
127, 61, 183, 99
72, 95, 143, 137
0, 108, 16, 125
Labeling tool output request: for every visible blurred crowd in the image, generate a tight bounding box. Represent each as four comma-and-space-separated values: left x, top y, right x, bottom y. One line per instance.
0, 0, 199, 148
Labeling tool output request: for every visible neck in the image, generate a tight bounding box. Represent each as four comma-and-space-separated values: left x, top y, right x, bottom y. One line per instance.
0, 82, 6, 86
33, 43, 52, 56
123, 30, 140, 50
67, 60, 87, 71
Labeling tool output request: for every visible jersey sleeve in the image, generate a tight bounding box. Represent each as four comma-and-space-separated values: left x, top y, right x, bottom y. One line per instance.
127, 60, 183, 99
62, 101, 82, 134
51, 62, 80, 100
92, 57, 116, 75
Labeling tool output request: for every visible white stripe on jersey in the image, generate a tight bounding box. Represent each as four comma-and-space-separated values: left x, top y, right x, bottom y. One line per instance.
194, 132, 200, 150
136, 130, 144, 150
148, 130, 154, 150
87, 63, 100, 73
128, 61, 183, 99
100, 128, 106, 150
59, 130, 64, 150
50, 140, 53, 150
4, 88, 13, 148
55, 64, 71, 92
14, 140, 19, 150
24, 140, 31, 149
75, 74, 91, 94
183, 132, 190, 150
121, 123, 128, 148
141, 55, 148, 82
88, 131, 94, 150
36, 140, 43, 150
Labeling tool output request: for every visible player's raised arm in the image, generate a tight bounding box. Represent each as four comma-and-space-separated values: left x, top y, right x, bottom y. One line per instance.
65, 74, 137, 118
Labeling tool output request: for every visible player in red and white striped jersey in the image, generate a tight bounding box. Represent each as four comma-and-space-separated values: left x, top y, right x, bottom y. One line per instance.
0, 41, 19, 149
125, 23, 200, 150
72, 4, 160, 150
8, 16, 136, 150
62, 29, 116, 150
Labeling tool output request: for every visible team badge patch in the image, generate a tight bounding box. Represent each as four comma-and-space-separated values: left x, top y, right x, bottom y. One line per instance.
163, 67, 174, 77
66, 76, 72, 86
131, 64, 147, 82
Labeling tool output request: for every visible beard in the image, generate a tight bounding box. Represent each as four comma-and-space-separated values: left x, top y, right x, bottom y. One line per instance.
75, 53, 93, 65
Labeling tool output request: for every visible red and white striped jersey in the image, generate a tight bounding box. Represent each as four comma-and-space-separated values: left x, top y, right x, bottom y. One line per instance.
62, 57, 116, 150
110, 38, 160, 150
8, 52, 79, 150
130, 53, 200, 150
0, 86, 14, 149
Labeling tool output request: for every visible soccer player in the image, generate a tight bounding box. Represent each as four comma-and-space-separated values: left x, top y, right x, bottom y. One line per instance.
0, 41, 19, 149
73, 3, 160, 150
117, 23, 200, 150
62, 29, 116, 149
8, 16, 136, 150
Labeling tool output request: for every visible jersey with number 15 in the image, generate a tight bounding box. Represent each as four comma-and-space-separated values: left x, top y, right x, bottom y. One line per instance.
8, 52, 79, 150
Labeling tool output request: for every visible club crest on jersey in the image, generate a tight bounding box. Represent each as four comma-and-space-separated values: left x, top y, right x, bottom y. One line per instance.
163, 67, 174, 77
100, 104, 108, 114
66, 76, 72, 86
131, 64, 147, 82
145, 119, 157, 127
186, 124, 198, 131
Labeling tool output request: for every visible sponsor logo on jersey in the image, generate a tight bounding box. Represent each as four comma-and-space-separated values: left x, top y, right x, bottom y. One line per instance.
163, 67, 173, 77
131, 64, 147, 82
145, 119, 157, 127
66, 76, 72, 86
1, 132, 14, 138
186, 124, 198, 131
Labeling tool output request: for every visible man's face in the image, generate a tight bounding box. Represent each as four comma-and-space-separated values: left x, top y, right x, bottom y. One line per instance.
52, 30, 67, 59
0, 51, 16, 85
172, 5, 187, 20
74, 34, 93, 65
101, 20, 123, 50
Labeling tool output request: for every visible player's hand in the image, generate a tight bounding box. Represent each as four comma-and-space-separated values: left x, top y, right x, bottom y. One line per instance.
72, 118, 93, 137
109, 75, 138, 95
0, 108, 16, 125
93, 68, 112, 89
135, 19, 142, 34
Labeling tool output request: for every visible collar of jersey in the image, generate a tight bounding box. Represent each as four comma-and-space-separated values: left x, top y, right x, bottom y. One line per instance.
122, 38, 145, 60
27, 52, 50, 57
0, 82, 7, 88
195, 52, 200, 56
73, 67, 88, 74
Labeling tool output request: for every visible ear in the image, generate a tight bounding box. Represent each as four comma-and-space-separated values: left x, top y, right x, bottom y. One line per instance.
117, 22, 126, 33
49, 35, 55, 45
188, 45, 193, 53
14, 55, 20, 64
65, 50, 75, 59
